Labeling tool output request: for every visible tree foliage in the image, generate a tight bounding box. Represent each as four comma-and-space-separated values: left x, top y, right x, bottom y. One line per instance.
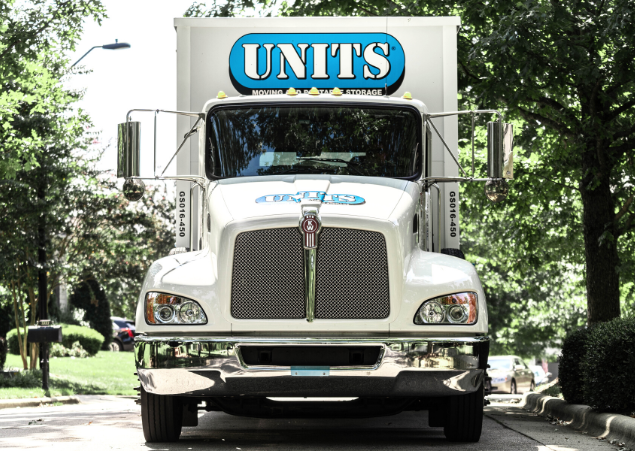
69, 279, 112, 350
0, 0, 175, 368
187, 0, 635, 352
0, 0, 106, 178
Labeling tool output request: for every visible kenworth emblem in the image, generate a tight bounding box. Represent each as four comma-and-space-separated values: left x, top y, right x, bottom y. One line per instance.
256, 191, 365, 205
229, 33, 406, 95
300, 210, 322, 250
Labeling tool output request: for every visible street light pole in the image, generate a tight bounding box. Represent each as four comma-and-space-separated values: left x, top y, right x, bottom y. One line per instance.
37, 39, 131, 391
70, 39, 131, 68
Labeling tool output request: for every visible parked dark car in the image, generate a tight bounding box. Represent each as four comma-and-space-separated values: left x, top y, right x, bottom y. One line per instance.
110, 316, 136, 352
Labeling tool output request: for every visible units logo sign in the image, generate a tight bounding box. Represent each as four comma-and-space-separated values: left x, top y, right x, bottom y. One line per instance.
255, 191, 365, 205
229, 33, 405, 96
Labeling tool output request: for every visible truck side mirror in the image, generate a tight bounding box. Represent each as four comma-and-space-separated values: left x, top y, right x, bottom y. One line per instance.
117, 121, 141, 178
503, 123, 514, 179
485, 121, 513, 203
122, 178, 145, 202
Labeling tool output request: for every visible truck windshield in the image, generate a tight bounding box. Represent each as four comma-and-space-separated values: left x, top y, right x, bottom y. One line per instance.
206, 105, 420, 179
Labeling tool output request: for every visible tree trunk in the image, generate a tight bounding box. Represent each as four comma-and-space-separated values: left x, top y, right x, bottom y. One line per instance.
580, 163, 621, 324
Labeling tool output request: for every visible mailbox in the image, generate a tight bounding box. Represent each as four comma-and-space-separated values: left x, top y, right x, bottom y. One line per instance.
27, 325, 62, 343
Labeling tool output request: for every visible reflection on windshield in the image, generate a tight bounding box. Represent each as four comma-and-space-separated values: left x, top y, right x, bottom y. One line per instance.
488, 358, 512, 371
206, 105, 420, 178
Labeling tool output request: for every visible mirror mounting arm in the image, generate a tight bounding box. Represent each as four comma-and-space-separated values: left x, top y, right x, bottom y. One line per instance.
125, 109, 206, 178
126, 175, 207, 190
424, 109, 504, 180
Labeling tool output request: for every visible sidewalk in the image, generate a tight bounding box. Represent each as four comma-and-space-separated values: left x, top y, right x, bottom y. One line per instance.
521, 393, 635, 450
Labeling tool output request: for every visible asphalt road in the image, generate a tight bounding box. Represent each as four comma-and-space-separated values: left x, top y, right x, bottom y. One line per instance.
0, 396, 621, 451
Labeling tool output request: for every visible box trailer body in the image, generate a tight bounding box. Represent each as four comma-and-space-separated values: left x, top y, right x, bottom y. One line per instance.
118, 16, 516, 444
174, 17, 460, 252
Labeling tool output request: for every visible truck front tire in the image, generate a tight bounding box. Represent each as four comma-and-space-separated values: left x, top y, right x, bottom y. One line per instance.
443, 384, 484, 442
141, 386, 183, 442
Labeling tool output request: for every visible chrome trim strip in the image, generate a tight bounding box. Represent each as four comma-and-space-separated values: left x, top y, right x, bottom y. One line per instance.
304, 248, 316, 322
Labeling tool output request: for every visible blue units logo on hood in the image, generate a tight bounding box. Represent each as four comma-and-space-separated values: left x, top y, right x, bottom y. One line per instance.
229, 33, 405, 96
256, 191, 365, 205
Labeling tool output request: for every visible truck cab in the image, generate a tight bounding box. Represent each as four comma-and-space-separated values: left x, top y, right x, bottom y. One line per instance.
119, 17, 513, 444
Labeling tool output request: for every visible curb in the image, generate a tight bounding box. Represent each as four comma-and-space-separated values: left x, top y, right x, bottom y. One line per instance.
0, 396, 81, 410
522, 393, 635, 449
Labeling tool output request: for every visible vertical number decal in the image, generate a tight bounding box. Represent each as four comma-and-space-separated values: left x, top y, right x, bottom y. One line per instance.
178, 190, 186, 238
448, 190, 457, 238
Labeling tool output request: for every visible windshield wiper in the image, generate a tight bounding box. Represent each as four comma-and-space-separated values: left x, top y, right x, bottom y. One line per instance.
296, 158, 366, 176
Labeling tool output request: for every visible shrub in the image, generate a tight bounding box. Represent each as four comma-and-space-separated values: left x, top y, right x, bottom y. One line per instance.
6, 324, 104, 356
582, 317, 635, 412
0, 369, 41, 388
6, 328, 28, 355
558, 327, 590, 405
0, 337, 6, 371
50, 341, 89, 358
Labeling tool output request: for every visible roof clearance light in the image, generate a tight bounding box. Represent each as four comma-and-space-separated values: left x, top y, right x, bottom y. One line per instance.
309, 87, 319, 96
287, 87, 298, 96
332, 87, 342, 96
402, 92, 413, 100
217, 91, 228, 99
414, 292, 478, 325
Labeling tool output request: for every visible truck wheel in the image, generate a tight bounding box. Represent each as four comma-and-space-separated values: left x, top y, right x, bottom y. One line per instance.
141, 386, 183, 442
444, 384, 484, 442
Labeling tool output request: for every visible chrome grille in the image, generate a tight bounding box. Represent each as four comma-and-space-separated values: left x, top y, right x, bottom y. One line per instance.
230, 227, 390, 320
315, 228, 390, 319
231, 228, 305, 319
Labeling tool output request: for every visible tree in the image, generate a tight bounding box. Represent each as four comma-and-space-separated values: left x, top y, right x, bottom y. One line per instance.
69, 279, 112, 350
0, 0, 106, 178
187, 0, 635, 326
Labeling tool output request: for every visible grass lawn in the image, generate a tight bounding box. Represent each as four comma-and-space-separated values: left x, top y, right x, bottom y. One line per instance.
1, 351, 138, 399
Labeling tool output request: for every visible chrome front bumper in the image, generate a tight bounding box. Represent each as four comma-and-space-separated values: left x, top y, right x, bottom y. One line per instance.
135, 336, 489, 397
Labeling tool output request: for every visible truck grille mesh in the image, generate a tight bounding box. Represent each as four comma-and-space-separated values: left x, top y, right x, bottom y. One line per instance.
315, 228, 390, 319
231, 228, 305, 319
230, 227, 390, 320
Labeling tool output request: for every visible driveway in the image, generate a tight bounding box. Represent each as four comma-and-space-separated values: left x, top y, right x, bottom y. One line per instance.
0, 396, 620, 451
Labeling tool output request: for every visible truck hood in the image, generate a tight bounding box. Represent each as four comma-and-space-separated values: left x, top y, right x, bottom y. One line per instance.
215, 175, 410, 222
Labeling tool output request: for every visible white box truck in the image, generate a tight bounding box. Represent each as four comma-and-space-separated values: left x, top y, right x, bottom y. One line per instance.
117, 16, 514, 443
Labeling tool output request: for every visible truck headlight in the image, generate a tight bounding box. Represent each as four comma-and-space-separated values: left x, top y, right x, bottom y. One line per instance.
414, 292, 478, 325
145, 292, 208, 325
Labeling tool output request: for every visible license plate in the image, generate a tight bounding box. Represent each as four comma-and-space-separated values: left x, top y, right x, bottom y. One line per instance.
291, 366, 330, 377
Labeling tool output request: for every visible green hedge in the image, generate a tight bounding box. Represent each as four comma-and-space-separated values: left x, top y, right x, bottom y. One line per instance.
6, 324, 104, 356
582, 317, 635, 412
558, 317, 635, 412
558, 327, 589, 405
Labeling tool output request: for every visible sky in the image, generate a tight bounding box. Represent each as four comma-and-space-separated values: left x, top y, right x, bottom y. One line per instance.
63, 0, 197, 179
